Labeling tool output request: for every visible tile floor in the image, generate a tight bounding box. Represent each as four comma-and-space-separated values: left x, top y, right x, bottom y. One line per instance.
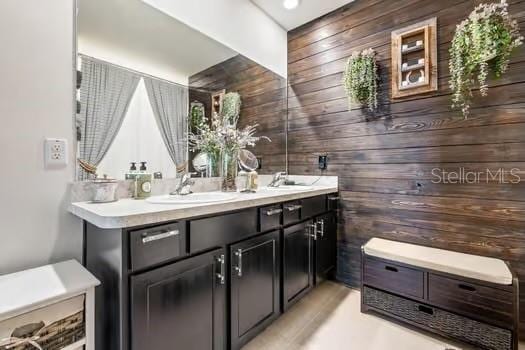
243, 281, 522, 350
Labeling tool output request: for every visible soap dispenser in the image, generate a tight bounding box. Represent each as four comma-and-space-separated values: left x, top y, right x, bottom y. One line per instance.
125, 162, 138, 180
134, 162, 152, 199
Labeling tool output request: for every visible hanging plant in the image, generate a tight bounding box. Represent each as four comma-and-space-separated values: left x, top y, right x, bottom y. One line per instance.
221, 92, 242, 126
449, 0, 523, 118
189, 101, 206, 129
342, 48, 378, 111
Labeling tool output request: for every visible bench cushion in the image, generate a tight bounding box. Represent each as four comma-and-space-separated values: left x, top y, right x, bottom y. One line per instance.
363, 238, 513, 285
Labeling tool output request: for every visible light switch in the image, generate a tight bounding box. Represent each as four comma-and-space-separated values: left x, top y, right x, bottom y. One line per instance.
45, 138, 68, 168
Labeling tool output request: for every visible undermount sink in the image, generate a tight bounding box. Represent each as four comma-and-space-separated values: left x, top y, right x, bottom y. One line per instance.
146, 192, 239, 205
262, 185, 314, 191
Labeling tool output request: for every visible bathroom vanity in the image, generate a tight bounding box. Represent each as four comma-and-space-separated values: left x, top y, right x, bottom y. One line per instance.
70, 184, 338, 350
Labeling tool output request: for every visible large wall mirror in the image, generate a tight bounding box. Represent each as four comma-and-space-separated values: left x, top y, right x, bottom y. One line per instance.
76, 0, 285, 181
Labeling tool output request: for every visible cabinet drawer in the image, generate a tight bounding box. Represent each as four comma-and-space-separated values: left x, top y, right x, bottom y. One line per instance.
190, 209, 258, 253
130, 222, 186, 271
301, 196, 327, 218
363, 257, 424, 299
283, 201, 302, 226
259, 204, 282, 232
428, 273, 514, 327
327, 194, 340, 211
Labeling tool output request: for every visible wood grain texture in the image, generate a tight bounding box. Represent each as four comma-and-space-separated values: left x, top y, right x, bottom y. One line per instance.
189, 55, 286, 174
288, 0, 525, 335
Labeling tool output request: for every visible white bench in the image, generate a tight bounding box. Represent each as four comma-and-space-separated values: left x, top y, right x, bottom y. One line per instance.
364, 237, 513, 285
361, 238, 519, 350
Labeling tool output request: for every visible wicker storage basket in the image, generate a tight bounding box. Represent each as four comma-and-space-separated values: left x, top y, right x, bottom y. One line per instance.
0, 295, 85, 350
363, 286, 512, 350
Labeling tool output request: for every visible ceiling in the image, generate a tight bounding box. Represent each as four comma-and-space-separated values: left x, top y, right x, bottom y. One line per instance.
251, 0, 354, 30
78, 0, 238, 83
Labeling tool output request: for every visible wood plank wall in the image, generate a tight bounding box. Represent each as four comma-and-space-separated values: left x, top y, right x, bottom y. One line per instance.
188, 55, 287, 174
287, 0, 525, 333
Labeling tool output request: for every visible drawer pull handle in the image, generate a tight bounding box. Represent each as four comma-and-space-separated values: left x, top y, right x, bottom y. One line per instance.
328, 197, 340, 201
216, 254, 225, 285
417, 305, 434, 315
285, 204, 302, 212
306, 223, 318, 240
385, 266, 398, 272
141, 230, 179, 244
316, 219, 325, 238
234, 249, 243, 277
458, 284, 476, 292
265, 208, 283, 216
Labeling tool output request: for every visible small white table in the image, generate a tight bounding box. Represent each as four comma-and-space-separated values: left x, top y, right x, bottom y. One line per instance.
0, 260, 100, 350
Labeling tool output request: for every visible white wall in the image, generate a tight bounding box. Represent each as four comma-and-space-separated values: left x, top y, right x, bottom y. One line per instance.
0, 0, 81, 273
97, 80, 179, 179
142, 0, 288, 78
78, 38, 189, 85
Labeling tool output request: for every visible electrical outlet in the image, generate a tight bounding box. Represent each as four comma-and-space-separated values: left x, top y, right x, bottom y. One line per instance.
318, 155, 328, 170
45, 138, 68, 168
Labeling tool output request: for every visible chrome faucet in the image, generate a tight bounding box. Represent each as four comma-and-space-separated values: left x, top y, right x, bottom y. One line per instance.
171, 172, 195, 196
268, 172, 287, 187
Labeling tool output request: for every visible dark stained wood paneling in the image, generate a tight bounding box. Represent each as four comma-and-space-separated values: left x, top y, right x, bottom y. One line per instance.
189, 55, 286, 174
288, 0, 525, 334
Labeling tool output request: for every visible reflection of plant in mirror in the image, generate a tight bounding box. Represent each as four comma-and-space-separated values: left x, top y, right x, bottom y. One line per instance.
189, 119, 269, 154
342, 48, 378, 111
188, 121, 221, 156
450, 0, 523, 118
221, 92, 242, 125
189, 101, 205, 129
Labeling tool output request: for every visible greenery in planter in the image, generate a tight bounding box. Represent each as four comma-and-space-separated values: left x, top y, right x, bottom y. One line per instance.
342, 48, 378, 111
450, 0, 523, 117
189, 102, 205, 130
221, 92, 242, 125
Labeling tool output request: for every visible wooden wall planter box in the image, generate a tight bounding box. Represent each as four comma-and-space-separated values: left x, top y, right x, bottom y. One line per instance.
391, 18, 438, 99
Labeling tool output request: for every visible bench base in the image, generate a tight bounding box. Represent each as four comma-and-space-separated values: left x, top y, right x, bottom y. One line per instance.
361, 242, 519, 350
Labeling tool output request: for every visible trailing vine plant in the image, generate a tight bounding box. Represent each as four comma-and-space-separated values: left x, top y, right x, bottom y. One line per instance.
342, 48, 378, 111
450, 0, 523, 118
221, 92, 242, 125
189, 101, 205, 130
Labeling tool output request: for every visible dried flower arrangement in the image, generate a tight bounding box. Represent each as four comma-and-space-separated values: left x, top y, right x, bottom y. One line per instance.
450, 0, 523, 117
189, 91, 269, 190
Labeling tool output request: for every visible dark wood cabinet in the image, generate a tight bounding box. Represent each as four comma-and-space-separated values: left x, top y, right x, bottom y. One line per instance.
283, 220, 314, 310
130, 248, 226, 350
84, 193, 338, 350
230, 230, 281, 350
315, 213, 337, 284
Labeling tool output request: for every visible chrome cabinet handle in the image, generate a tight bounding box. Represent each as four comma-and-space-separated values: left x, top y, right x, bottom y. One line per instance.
285, 204, 302, 212
265, 208, 283, 216
317, 219, 325, 238
141, 230, 179, 244
234, 249, 243, 277
216, 254, 225, 285
328, 197, 340, 201
306, 223, 317, 240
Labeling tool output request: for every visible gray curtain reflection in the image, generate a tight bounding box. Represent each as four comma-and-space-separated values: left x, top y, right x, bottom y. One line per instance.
78, 57, 140, 180
144, 77, 188, 169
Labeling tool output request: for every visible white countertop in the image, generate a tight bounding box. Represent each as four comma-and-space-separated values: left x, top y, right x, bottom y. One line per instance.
69, 184, 338, 229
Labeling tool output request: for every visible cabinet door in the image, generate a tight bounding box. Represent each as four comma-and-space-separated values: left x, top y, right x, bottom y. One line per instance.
230, 230, 280, 350
315, 213, 337, 284
283, 220, 314, 310
131, 249, 226, 350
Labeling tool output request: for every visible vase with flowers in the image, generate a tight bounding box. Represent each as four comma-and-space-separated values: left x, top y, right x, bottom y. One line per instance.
189, 92, 269, 191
